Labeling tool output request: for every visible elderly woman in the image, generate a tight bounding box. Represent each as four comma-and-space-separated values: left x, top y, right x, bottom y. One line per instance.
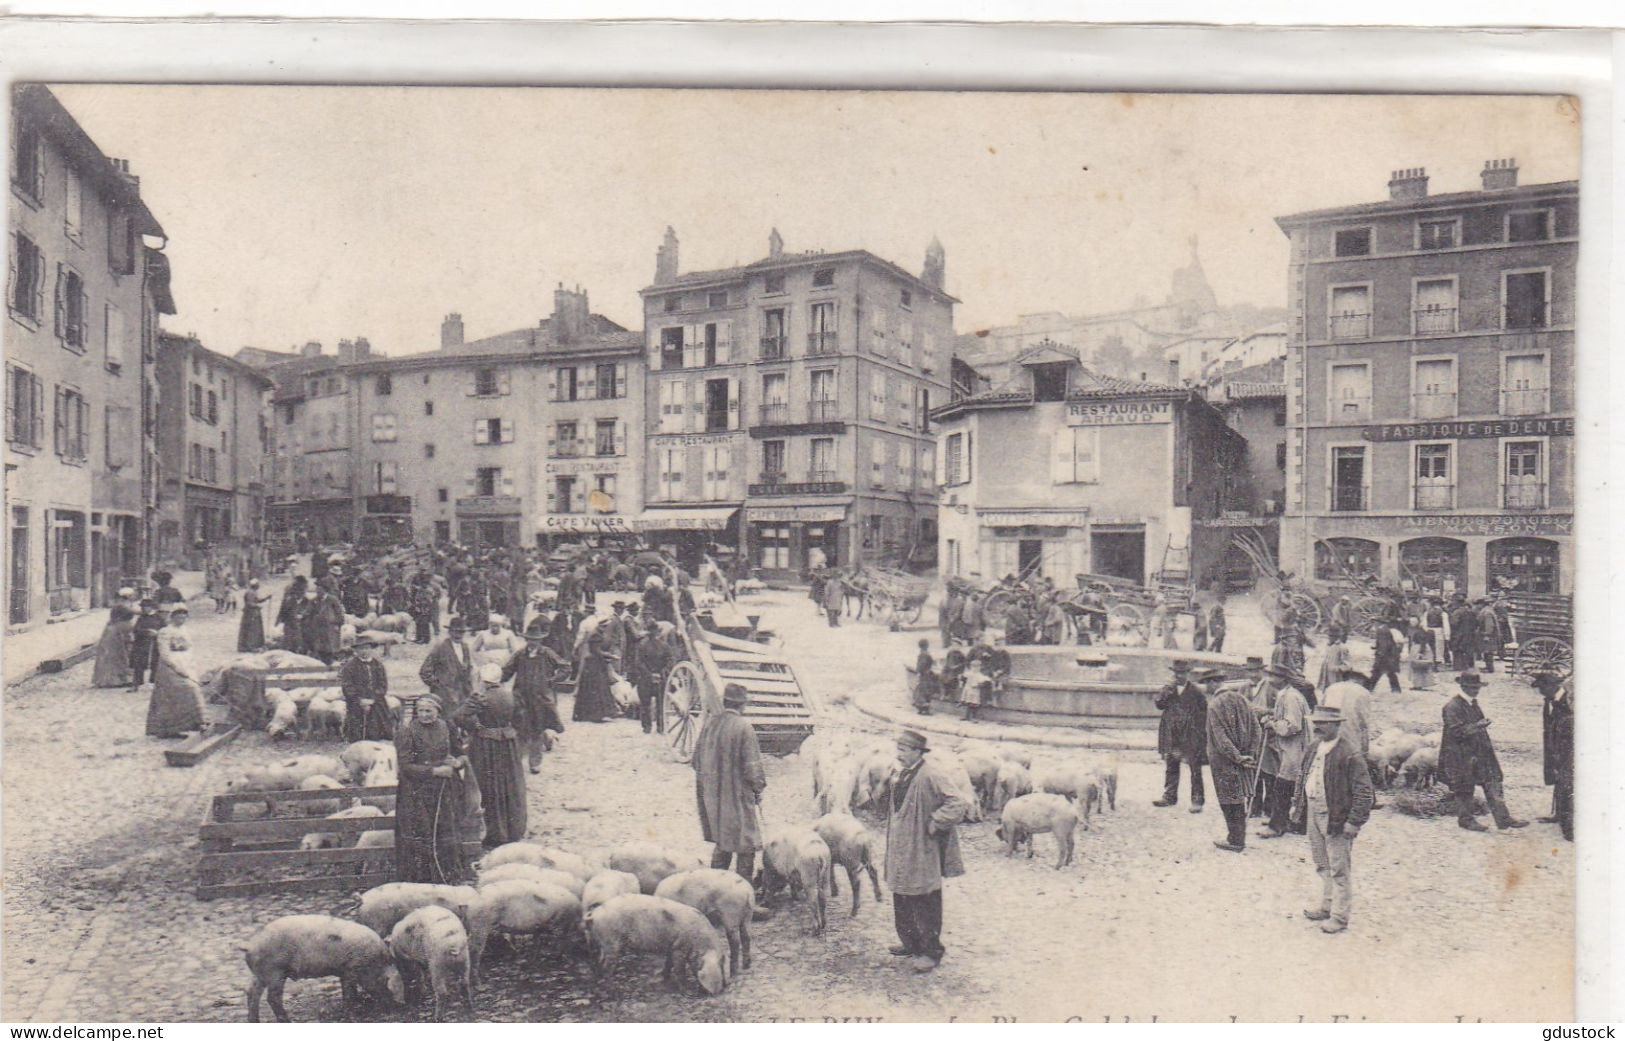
92, 604, 135, 688
146, 608, 207, 738
455, 663, 529, 847
394, 695, 469, 883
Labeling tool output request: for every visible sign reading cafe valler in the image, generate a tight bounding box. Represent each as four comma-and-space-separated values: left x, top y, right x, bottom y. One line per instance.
1066, 400, 1173, 425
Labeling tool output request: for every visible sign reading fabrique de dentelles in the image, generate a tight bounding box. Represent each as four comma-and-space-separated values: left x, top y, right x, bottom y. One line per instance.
1066, 400, 1173, 425
1361, 417, 1575, 442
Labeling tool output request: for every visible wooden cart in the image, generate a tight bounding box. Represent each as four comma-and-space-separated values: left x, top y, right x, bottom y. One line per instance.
861, 566, 933, 628
1505, 591, 1573, 677
661, 615, 817, 764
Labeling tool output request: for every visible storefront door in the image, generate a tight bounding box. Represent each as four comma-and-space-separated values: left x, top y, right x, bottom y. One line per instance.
1091, 530, 1145, 583
1487, 537, 1560, 594
1018, 539, 1044, 579
1399, 537, 1467, 597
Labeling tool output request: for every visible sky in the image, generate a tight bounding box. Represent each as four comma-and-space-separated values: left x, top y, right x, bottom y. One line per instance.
49, 87, 1579, 358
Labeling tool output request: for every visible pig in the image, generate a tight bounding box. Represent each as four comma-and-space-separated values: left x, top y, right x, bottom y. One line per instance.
387, 906, 474, 1021
1036, 765, 1100, 829
353, 829, 395, 875
306, 694, 347, 740
475, 862, 585, 898
243, 914, 401, 1023
298, 803, 384, 851
265, 689, 299, 741
993, 759, 1033, 813
606, 842, 705, 895
996, 793, 1081, 869
810, 812, 882, 916
1401, 746, 1439, 789
341, 740, 394, 784
955, 747, 1003, 814
995, 745, 1034, 770
760, 829, 831, 935
468, 879, 582, 978
584, 894, 730, 995
1085, 755, 1120, 813
361, 756, 397, 813
581, 870, 643, 914
356, 882, 482, 947
480, 842, 596, 883
291, 774, 347, 817
654, 868, 756, 975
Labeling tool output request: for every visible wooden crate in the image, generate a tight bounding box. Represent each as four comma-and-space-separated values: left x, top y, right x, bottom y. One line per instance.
224, 666, 339, 729
197, 785, 481, 899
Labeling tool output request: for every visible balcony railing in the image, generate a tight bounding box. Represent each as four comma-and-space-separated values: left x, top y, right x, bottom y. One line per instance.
1412, 306, 1458, 334
807, 332, 839, 357
551, 440, 583, 458
1412, 392, 1457, 420
1330, 486, 1368, 512
759, 336, 788, 361
1501, 388, 1550, 416
1330, 397, 1370, 421
808, 469, 838, 484
758, 471, 785, 484
1414, 484, 1454, 510
758, 403, 789, 425
1504, 482, 1545, 510
704, 412, 730, 433
1329, 311, 1372, 340
1503, 303, 1549, 330
807, 399, 839, 422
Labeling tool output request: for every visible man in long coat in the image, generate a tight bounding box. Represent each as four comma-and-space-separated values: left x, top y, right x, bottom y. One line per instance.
339, 635, 394, 742
502, 620, 569, 773
308, 581, 346, 665
633, 623, 675, 734
1257, 663, 1310, 839
1152, 660, 1208, 812
882, 729, 969, 974
1448, 595, 1478, 670
420, 616, 475, 722
1441, 671, 1528, 831
1205, 669, 1262, 852
821, 570, 845, 627
1475, 599, 1503, 673
692, 684, 767, 881
1535, 670, 1574, 841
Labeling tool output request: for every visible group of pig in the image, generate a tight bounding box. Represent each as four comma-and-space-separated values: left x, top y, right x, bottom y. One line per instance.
225, 744, 399, 864
243, 839, 789, 1022
804, 731, 1118, 872
1368, 728, 1442, 790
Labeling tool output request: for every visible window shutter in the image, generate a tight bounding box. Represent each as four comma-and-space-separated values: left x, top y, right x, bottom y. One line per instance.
104, 303, 122, 368
4, 367, 16, 442
53, 264, 65, 340
570, 481, 586, 514
545, 479, 558, 514
965, 430, 974, 482
716, 319, 733, 363
923, 331, 937, 373
1077, 429, 1098, 482
464, 372, 477, 396
501, 474, 515, 497
78, 284, 90, 351
684, 381, 698, 433
615, 420, 627, 456
498, 371, 511, 395
615, 362, 627, 399
649, 327, 662, 371
474, 418, 488, 445
726, 376, 740, 430
580, 367, 595, 400
546, 369, 558, 401
30, 376, 44, 446
717, 444, 731, 486
922, 444, 936, 489
501, 418, 514, 444
53, 386, 66, 454
1052, 428, 1074, 484
6, 234, 16, 312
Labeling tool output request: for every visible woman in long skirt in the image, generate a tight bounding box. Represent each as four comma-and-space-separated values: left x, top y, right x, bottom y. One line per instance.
455, 665, 528, 847
394, 696, 469, 883
238, 579, 271, 652
276, 575, 309, 654
146, 608, 207, 737
571, 623, 618, 723
91, 605, 135, 688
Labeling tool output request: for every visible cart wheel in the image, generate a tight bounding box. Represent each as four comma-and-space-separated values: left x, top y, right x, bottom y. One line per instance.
1107, 603, 1148, 645
905, 599, 926, 625
1514, 636, 1572, 678
1287, 591, 1325, 633
869, 589, 895, 624
1352, 595, 1391, 638
664, 661, 707, 764
983, 590, 1011, 621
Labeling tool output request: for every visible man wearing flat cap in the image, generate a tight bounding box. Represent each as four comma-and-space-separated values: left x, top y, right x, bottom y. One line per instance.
1440, 671, 1528, 832
883, 729, 970, 974
692, 684, 767, 883
1293, 705, 1374, 934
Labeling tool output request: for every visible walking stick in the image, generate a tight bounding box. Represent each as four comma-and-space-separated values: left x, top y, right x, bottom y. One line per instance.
1243, 754, 1267, 818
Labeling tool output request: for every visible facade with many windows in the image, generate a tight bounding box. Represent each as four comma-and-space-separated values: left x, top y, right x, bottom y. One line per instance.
348, 287, 643, 550
1277, 161, 1576, 597
6, 85, 167, 627
154, 334, 272, 567
639, 228, 953, 574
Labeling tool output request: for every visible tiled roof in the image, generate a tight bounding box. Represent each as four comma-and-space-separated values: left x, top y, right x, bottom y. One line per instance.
644, 248, 958, 302
1275, 179, 1577, 228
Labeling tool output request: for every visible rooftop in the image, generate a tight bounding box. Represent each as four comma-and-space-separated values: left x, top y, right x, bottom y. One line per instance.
16, 85, 165, 239
641, 248, 959, 304
1275, 178, 1578, 229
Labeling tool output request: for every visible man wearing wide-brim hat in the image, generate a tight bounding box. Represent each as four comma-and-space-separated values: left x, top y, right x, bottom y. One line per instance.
1153, 660, 1208, 812
502, 618, 568, 773
883, 729, 970, 974
1532, 669, 1573, 841
1292, 705, 1374, 934
419, 615, 475, 721
1257, 662, 1312, 839
692, 684, 767, 885
1440, 671, 1528, 832
339, 634, 393, 742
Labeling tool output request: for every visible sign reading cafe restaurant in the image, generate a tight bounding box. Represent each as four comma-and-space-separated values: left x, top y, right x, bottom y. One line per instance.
1066, 400, 1173, 426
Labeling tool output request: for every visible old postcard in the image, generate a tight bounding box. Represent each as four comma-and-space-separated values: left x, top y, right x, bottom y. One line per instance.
1, 66, 1590, 1025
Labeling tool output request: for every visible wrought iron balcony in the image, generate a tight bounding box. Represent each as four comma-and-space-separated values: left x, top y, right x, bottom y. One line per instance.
1412, 306, 1458, 334
806, 332, 839, 357
1328, 311, 1372, 340
1503, 302, 1549, 330
1330, 486, 1368, 512
807, 399, 840, 422
1330, 397, 1370, 421
759, 336, 788, 361
748, 475, 847, 496
1501, 388, 1550, 416
758, 403, 789, 425
1503, 482, 1545, 510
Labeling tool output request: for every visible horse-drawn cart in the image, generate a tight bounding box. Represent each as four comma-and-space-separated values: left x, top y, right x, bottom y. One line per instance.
1506, 591, 1574, 677
861, 566, 933, 628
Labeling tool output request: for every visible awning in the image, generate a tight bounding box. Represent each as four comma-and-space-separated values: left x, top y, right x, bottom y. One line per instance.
745, 505, 849, 523
540, 514, 639, 534
636, 507, 738, 532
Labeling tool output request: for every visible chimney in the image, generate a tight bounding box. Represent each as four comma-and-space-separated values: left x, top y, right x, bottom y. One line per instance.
337, 338, 355, 364
441, 313, 464, 349
300, 341, 322, 358
655, 226, 680, 284
1481, 157, 1519, 191
353, 337, 371, 359
551, 283, 590, 343
1388, 167, 1429, 201
922, 235, 946, 291
768, 227, 784, 259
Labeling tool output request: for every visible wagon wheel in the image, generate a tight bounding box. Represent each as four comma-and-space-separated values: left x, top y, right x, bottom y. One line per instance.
1351, 595, 1392, 639
904, 596, 926, 625
1286, 591, 1325, 634
983, 589, 1012, 622
1514, 636, 1573, 678
663, 660, 707, 764
869, 588, 896, 624
1106, 602, 1148, 646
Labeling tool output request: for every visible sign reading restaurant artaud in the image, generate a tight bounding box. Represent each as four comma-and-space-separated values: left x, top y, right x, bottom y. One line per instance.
1066, 400, 1172, 425
1361, 417, 1575, 442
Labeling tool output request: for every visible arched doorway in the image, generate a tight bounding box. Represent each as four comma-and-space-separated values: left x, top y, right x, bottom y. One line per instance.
1487, 537, 1560, 594
1399, 537, 1467, 597
1314, 537, 1379, 583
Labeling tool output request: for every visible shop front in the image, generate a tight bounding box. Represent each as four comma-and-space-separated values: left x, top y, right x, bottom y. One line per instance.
634, 507, 739, 573
1300, 512, 1573, 597
973, 509, 1094, 586
456, 494, 523, 550
745, 503, 847, 577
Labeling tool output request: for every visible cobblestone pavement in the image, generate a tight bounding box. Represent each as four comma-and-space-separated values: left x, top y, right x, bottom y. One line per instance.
2, 586, 1572, 1022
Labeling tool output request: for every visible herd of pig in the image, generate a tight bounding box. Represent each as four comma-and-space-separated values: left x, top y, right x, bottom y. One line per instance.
803, 732, 1119, 872
225, 744, 400, 862
1367, 728, 1442, 790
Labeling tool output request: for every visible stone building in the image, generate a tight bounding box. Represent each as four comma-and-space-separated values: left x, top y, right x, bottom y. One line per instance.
638, 228, 953, 576
348, 286, 642, 550
1276, 161, 1576, 597
932, 342, 1250, 591
153, 333, 272, 568
6, 85, 168, 627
